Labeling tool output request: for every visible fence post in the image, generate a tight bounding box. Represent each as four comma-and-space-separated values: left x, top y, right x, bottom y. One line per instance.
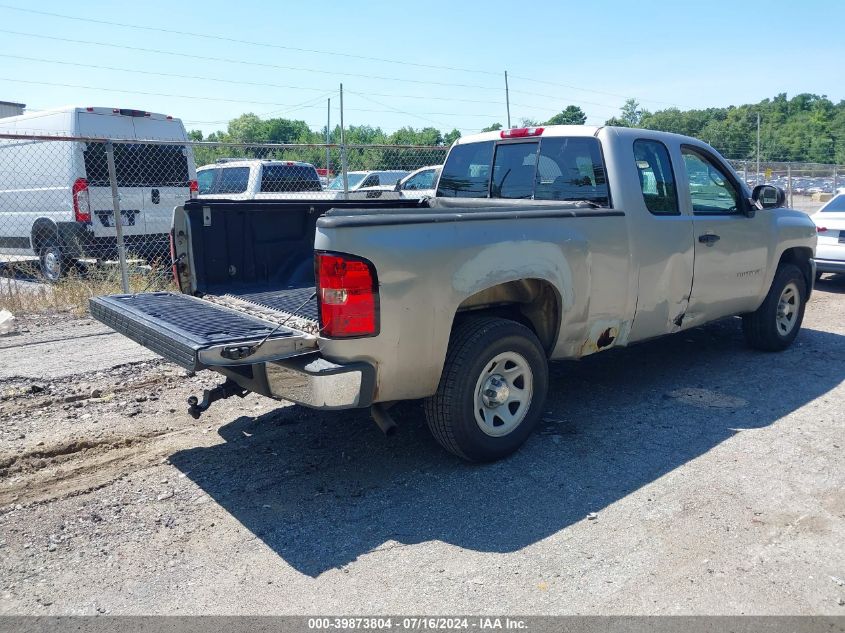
744, 160, 748, 184
834, 165, 838, 195
787, 163, 793, 208
104, 141, 130, 294
339, 83, 349, 200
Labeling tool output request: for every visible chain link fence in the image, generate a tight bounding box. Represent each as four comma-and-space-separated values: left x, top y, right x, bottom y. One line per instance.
0, 133, 447, 314
728, 159, 842, 214
1, 132, 842, 315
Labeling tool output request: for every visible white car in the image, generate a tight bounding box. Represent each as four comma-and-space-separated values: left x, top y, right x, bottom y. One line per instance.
812, 192, 845, 277
0, 106, 196, 280
326, 170, 409, 199
197, 159, 322, 200
394, 165, 442, 198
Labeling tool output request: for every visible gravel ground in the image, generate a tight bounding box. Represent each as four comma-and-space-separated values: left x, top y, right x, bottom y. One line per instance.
0, 276, 843, 615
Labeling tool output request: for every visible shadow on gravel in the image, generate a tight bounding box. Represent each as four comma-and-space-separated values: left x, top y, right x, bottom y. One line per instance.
170, 318, 845, 577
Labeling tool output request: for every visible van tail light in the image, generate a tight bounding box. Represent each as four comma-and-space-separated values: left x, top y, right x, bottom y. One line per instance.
500, 127, 544, 138
816, 226, 827, 233
169, 229, 182, 291
316, 252, 378, 338
72, 178, 91, 222
189, 179, 198, 199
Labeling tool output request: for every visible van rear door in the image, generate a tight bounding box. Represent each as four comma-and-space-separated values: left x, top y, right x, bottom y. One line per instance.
77, 111, 146, 244
131, 115, 192, 237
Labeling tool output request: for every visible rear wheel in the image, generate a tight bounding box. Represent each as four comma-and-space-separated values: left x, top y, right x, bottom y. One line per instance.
424, 317, 548, 462
39, 241, 68, 283
742, 263, 807, 351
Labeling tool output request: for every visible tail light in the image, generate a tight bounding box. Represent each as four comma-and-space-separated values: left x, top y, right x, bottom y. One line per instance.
817, 226, 827, 233
72, 178, 91, 222
169, 229, 182, 291
189, 179, 198, 199
500, 127, 544, 139
316, 252, 378, 338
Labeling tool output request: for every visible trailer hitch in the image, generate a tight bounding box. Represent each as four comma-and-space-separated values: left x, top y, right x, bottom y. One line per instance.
187, 379, 249, 419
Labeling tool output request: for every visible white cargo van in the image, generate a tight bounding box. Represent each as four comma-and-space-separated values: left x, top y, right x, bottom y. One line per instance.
0, 107, 197, 280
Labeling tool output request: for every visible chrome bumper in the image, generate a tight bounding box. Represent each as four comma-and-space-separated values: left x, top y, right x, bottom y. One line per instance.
264, 353, 375, 410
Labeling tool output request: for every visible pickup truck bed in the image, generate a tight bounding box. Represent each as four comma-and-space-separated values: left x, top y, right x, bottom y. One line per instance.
91, 198, 424, 372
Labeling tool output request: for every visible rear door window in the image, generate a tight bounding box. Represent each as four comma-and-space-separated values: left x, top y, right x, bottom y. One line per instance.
437, 141, 494, 197
260, 165, 321, 192
83, 143, 189, 187
533, 137, 609, 205
633, 139, 679, 215
821, 194, 845, 211
491, 142, 538, 199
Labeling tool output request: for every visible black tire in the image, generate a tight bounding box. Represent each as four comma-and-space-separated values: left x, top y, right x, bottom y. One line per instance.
423, 317, 548, 462
742, 263, 807, 351
39, 241, 68, 283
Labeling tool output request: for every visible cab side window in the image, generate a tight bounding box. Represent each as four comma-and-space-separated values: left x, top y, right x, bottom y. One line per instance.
681, 147, 741, 214
633, 139, 678, 215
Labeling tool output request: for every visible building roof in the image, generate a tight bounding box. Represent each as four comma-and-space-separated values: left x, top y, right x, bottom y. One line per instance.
0, 101, 26, 108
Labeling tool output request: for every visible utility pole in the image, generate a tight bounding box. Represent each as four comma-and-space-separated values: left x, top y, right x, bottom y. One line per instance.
339, 84, 349, 200
326, 98, 331, 185
504, 71, 511, 129
756, 112, 761, 184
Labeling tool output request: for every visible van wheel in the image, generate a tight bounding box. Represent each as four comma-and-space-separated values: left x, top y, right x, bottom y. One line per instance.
39, 241, 67, 283
742, 263, 807, 351
424, 317, 548, 462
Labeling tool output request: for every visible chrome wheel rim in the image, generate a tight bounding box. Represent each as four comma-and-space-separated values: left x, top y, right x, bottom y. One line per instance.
473, 351, 533, 437
43, 249, 61, 279
776, 281, 799, 336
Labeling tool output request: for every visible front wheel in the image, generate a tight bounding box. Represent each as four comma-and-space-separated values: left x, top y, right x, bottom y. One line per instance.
424, 317, 548, 462
742, 263, 807, 351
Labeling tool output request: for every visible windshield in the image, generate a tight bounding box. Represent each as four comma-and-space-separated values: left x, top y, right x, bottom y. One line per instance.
821, 194, 845, 212
328, 173, 366, 190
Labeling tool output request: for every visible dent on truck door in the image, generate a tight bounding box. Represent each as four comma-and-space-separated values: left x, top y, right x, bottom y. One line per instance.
627, 139, 695, 341
681, 147, 767, 323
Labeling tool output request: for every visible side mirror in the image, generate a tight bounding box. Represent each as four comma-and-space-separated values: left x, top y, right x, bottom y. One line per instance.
752, 184, 785, 210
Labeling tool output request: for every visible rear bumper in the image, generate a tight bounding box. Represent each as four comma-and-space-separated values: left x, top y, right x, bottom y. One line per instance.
57, 222, 169, 261
816, 258, 845, 274
264, 353, 375, 410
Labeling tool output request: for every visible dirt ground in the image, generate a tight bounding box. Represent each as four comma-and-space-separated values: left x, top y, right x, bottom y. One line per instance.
0, 277, 843, 615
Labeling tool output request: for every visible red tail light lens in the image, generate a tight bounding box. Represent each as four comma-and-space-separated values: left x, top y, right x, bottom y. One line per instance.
72, 178, 91, 222
316, 252, 378, 337
189, 179, 198, 199
817, 226, 827, 233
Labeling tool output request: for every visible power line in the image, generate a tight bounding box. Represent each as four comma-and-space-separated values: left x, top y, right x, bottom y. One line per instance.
0, 53, 518, 107
0, 29, 502, 91
0, 3, 500, 77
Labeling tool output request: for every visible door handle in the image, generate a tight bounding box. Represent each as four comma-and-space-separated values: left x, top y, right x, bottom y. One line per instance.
698, 233, 720, 245
151, 188, 160, 204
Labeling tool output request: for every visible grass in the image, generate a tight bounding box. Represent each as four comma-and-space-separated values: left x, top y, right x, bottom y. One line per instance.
0, 260, 176, 316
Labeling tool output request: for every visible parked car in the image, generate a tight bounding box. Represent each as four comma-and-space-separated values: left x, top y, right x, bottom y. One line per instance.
812, 192, 845, 277
327, 170, 409, 198
197, 159, 322, 199
92, 125, 816, 462
395, 165, 442, 198
0, 106, 196, 280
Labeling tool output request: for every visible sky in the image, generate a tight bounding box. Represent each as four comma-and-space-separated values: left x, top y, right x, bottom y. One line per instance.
1, 0, 844, 136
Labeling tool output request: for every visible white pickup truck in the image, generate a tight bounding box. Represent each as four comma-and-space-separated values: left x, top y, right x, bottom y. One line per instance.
92, 125, 817, 462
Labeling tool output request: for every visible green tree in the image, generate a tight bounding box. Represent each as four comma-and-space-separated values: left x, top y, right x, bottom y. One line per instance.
481, 123, 503, 132
545, 105, 587, 125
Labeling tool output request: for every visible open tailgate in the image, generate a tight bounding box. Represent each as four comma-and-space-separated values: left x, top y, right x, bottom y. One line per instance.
90, 292, 316, 371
